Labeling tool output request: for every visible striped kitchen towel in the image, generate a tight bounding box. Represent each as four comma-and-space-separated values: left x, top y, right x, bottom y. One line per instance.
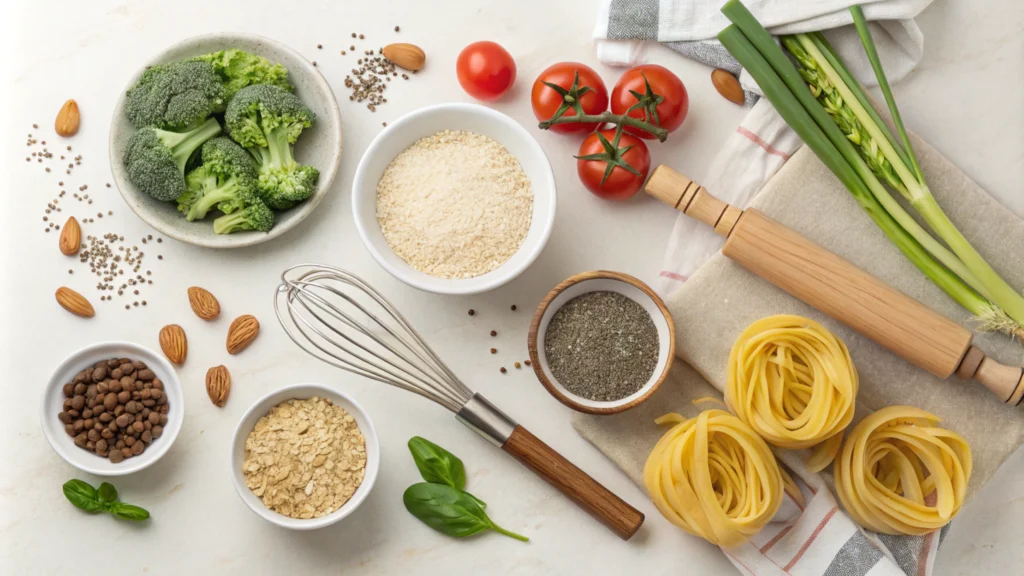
593, 0, 933, 102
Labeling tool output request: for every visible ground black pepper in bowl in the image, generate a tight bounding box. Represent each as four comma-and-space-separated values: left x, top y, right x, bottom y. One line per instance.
543, 291, 659, 402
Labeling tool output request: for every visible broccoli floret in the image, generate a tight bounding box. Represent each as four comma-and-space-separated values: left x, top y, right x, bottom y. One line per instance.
124, 60, 226, 130
213, 200, 274, 234
123, 117, 222, 201
225, 84, 319, 210
177, 137, 260, 220
192, 50, 292, 102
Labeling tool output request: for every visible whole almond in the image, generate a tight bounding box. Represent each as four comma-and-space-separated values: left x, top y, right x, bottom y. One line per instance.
205, 365, 231, 407
382, 43, 426, 71
55, 287, 94, 318
187, 287, 221, 320
711, 69, 744, 105
55, 99, 81, 137
226, 314, 260, 355
159, 324, 188, 365
59, 216, 82, 256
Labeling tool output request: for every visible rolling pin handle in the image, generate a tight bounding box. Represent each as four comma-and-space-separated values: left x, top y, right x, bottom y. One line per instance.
645, 166, 742, 237
956, 345, 1024, 405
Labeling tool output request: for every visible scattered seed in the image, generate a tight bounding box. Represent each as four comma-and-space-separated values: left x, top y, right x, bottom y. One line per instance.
317, 44, 322, 49
490, 330, 497, 337
468, 309, 475, 316
525, 360, 532, 366
312, 61, 317, 66
359, 34, 364, 39
395, 26, 400, 32
500, 367, 507, 374
351, 33, 356, 38
514, 362, 521, 369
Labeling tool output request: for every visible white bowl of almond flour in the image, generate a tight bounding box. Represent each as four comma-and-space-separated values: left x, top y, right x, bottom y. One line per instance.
352, 103, 556, 294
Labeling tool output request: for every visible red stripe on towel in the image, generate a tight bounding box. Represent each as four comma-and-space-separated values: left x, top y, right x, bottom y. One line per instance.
736, 126, 792, 161
659, 271, 688, 282
784, 506, 839, 571
759, 525, 794, 554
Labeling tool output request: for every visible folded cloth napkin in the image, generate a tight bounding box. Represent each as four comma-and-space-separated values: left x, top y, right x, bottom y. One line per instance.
573, 104, 1024, 575
593, 0, 932, 100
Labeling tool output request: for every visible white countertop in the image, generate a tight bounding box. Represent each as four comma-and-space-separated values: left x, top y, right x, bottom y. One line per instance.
1, 1, 1021, 574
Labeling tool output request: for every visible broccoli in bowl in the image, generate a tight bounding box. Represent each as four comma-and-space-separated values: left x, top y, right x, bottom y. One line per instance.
121, 48, 319, 235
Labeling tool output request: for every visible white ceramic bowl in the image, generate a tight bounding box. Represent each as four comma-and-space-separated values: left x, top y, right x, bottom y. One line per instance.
230, 383, 380, 530
40, 342, 185, 476
109, 33, 343, 249
528, 271, 676, 414
352, 103, 556, 295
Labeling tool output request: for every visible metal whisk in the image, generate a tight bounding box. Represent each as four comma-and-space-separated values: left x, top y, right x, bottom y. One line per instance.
275, 264, 643, 539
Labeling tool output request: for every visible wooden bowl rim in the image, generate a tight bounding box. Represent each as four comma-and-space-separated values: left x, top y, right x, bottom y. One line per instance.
527, 270, 676, 415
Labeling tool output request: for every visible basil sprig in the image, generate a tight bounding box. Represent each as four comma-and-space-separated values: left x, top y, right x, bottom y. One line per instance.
404, 483, 528, 541
408, 436, 467, 490
62, 479, 151, 521
403, 437, 527, 542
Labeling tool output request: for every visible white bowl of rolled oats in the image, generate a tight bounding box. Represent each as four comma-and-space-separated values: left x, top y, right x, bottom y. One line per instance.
230, 383, 379, 530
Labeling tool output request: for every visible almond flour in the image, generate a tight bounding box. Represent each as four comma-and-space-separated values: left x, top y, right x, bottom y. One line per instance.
243, 397, 366, 519
376, 130, 533, 279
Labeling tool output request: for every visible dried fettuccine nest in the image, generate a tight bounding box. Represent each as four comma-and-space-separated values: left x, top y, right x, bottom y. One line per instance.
243, 397, 367, 519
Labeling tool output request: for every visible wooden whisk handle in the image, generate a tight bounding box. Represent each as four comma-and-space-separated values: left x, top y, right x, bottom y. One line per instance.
502, 425, 644, 540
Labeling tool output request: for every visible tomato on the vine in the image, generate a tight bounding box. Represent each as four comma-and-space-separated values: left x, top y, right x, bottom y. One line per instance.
610, 64, 688, 139
576, 129, 651, 200
456, 41, 516, 101
531, 62, 608, 134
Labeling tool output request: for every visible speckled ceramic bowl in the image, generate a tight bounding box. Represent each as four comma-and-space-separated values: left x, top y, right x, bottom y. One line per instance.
109, 33, 342, 249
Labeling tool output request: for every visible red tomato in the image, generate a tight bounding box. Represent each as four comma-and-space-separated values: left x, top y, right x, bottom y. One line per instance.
531, 62, 609, 134
456, 41, 516, 101
576, 129, 651, 200
610, 64, 688, 139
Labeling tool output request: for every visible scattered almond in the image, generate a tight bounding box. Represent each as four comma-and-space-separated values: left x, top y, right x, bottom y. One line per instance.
159, 324, 188, 365
55, 99, 81, 137
382, 43, 426, 71
55, 287, 94, 318
187, 287, 221, 320
59, 216, 81, 256
711, 69, 744, 106
226, 314, 260, 355
206, 365, 231, 407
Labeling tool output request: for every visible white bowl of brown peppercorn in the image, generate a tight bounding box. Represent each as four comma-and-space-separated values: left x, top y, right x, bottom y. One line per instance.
40, 341, 184, 476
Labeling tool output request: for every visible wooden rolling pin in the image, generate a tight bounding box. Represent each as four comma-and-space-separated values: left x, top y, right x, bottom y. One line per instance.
646, 165, 1024, 405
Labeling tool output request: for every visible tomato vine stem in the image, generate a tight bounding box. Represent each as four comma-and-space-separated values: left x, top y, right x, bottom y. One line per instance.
539, 112, 668, 141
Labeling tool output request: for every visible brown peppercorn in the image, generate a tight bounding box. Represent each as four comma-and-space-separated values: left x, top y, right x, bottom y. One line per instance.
500, 367, 507, 374
490, 348, 497, 354
468, 309, 475, 316
490, 330, 497, 337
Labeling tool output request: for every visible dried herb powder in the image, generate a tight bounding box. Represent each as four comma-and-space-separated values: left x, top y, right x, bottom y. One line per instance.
544, 291, 658, 401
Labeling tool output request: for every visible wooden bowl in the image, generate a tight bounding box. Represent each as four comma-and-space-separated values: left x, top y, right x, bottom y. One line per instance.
527, 271, 675, 415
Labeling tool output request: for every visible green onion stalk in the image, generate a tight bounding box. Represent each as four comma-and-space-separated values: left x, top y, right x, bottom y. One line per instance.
718, 0, 1024, 339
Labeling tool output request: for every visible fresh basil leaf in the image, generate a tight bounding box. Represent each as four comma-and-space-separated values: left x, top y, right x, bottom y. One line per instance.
402, 483, 526, 542
98, 482, 118, 504
408, 436, 467, 490
63, 479, 103, 513
110, 503, 150, 521
403, 483, 489, 538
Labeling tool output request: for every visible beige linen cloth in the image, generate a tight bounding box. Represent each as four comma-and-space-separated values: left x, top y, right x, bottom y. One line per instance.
573, 131, 1024, 573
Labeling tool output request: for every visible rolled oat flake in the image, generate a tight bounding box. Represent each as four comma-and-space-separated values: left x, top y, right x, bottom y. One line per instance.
544, 291, 659, 401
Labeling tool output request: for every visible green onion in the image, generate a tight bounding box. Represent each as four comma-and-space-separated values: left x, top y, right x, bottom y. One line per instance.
717, 0, 1022, 337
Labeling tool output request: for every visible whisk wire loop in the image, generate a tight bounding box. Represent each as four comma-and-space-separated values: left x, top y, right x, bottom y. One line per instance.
275, 265, 474, 413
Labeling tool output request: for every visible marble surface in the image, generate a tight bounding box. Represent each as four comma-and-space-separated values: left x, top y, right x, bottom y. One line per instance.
0, 1, 1020, 574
